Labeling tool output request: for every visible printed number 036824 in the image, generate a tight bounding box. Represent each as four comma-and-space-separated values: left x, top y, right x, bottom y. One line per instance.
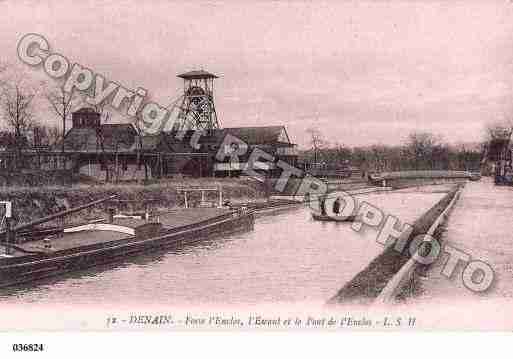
12, 344, 44, 352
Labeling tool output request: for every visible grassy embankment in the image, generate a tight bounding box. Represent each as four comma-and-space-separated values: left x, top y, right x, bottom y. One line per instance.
0, 178, 268, 227
0, 175, 375, 228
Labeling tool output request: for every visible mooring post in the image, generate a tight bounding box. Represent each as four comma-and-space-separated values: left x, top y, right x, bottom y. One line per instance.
5, 217, 11, 256
107, 208, 115, 223
2, 201, 13, 255
59, 215, 65, 237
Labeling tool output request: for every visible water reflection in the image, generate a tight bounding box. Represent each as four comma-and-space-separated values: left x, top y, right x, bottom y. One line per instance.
0, 192, 442, 307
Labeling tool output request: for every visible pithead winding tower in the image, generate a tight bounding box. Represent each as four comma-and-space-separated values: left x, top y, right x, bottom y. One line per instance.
175, 70, 220, 131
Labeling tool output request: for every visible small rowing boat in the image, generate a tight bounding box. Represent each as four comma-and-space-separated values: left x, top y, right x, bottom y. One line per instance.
311, 213, 356, 222
310, 195, 356, 222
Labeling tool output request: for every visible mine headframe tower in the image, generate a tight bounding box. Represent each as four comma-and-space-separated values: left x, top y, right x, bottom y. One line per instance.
174, 70, 220, 131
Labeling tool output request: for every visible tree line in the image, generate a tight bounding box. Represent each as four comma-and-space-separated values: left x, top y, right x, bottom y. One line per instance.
302, 127, 484, 174
0, 63, 76, 158
0, 63, 152, 184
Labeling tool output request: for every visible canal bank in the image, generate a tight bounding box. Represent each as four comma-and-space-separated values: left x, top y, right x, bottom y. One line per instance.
329, 184, 460, 305
0, 186, 446, 307
414, 178, 513, 304
367, 178, 513, 330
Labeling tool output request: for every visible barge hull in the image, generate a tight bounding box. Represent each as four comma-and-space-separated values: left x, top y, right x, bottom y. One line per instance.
0, 213, 254, 289
311, 213, 356, 222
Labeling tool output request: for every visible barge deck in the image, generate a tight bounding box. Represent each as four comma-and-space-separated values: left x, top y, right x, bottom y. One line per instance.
14, 208, 231, 255
0, 207, 253, 288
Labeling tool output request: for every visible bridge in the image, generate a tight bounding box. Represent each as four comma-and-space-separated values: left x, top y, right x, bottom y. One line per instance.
368, 170, 473, 188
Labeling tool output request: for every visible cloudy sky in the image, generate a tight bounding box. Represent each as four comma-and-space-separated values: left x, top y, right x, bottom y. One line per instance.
1, 0, 513, 147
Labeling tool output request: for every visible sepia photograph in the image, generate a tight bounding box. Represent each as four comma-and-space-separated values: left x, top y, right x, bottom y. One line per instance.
1, 0, 513, 355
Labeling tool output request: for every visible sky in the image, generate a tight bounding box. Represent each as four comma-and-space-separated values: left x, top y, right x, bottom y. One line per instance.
1, 0, 513, 148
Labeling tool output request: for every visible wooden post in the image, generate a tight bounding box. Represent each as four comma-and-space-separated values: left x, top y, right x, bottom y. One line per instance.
143, 154, 148, 182
184, 191, 188, 208
69, 155, 73, 187
159, 154, 163, 178
218, 186, 223, 208
115, 152, 119, 183
3, 201, 13, 255
5, 217, 11, 256
60, 215, 65, 237
107, 208, 115, 223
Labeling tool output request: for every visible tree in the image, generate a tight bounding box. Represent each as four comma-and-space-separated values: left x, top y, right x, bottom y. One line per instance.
0, 80, 37, 170
133, 116, 150, 183
486, 121, 513, 141
46, 86, 78, 153
334, 143, 352, 164
483, 122, 512, 163
305, 127, 328, 165
351, 147, 368, 172
369, 144, 390, 172
405, 132, 441, 170
90, 104, 114, 183
90, 104, 137, 183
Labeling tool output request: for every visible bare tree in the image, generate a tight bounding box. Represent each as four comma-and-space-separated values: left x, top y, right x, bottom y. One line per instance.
46, 87, 77, 153
306, 127, 328, 166
405, 131, 441, 170
46, 124, 63, 147
486, 122, 512, 141
483, 122, 512, 163
0, 62, 6, 73
369, 144, 390, 172
0, 80, 37, 170
133, 116, 150, 183
90, 104, 114, 182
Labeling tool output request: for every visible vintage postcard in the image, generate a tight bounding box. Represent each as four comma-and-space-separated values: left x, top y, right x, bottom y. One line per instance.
0, 0, 512, 348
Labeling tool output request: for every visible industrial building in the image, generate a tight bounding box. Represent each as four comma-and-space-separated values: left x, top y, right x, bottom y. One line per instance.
56, 70, 298, 181
59, 108, 297, 180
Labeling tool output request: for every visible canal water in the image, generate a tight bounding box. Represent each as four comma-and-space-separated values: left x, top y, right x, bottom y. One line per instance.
0, 191, 444, 308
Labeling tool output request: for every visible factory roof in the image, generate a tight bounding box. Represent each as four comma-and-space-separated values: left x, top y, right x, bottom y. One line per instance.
58, 119, 294, 155
222, 126, 291, 145
163, 126, 293, 147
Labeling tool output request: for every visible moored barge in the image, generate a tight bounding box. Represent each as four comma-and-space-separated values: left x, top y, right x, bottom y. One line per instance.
0, 199, 254, 289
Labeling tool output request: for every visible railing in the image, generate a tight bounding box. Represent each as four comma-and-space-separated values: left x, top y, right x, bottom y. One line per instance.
370, 170, 471, 180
